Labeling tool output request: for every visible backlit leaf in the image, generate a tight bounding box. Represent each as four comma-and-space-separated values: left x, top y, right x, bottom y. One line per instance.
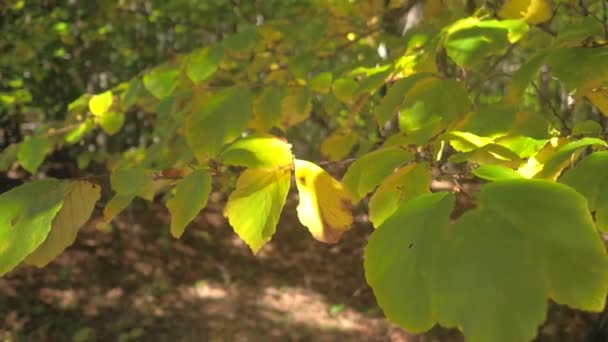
0, 179, 65, 276
473, 164, 523, 181
225, 167, 290, 254
166, 170, 211, 238
25, 181, 101, 267
220, 134, 293, 169
97, 111, 125, 135
499, 0, 553, 24
534, 137, 606, 179
88, 90, 113, 116
294, 159, 354, 243
143, 63, 180, 99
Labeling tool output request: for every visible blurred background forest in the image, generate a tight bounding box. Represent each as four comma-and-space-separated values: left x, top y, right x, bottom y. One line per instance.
0, 0, 606, 341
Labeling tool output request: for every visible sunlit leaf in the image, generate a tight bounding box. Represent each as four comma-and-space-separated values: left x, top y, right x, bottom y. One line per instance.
473, 164, 523, 181
294, 159, 354, 243
186, 46, 224, 84
226, 167, 290, 253
499, 0, 553, 24
0, 179, 65, 276
88, 90, 113, 116
25, 181, 101, 267
97, 111, 125, 135
534, 137, 606, 179
143, 63, 181, 99
166, 170, 211, 238
220, 134, 293, 169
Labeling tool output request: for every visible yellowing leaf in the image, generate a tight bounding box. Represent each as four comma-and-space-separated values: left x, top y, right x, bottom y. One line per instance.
369, 163, 431, 227
97, 111, 125, 135
309, 72, 333, 94
220, 135, 293, 169
166, 170, 211, 238
250, 86, 287, 132
186, 46, 223, 84
499, 0, 552, 25
226, 167, 290, 253
102, 194, 134, 223
88, 90, 113, 116
25, 181, 101, 267
320, 130, 358, 161
586, 87, 608, 117
280, 88, 312, 129
294, 159, 355, 243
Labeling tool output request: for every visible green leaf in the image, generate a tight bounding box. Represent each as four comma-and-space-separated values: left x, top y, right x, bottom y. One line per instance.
251, 86, 287, 132
102, 194, 134, 223
225, 167, 291, 254
223, 27, 257, 52
560, 151, 608, 232
121, 77, 145, 108
342, 147, 414, 201
65, 119, 95, 144
219, 134, 293, 169
506, 50, 548, 104
88, 90, 113, 116
473, 164, 523, 181
332, 77, 358, 105
535, 137, 607, 179
97, 111, 125, 135
0, 144, 18, 171
309, 72, 333, 94
444, 18, 528, 67
0, 179, 65, 276
186, 45, 224, 84
375, 74, 430, 124
25, 181, 101, 267
166, 170, 211, 238
280, 87, 312, 129
111, 168, 153, 197
288, 51, 315, 79
185, 87, 254, 160
17, 136, 51, 174
366, 180, 608, 342
143, 63, 181, 99
368, 163, 431, 227
548, 47, 608, 93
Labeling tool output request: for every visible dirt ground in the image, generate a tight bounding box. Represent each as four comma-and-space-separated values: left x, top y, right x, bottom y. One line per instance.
0, 195, 602, 342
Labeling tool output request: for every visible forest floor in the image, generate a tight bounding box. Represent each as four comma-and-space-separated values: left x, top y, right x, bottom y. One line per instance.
0, 195, 601, 341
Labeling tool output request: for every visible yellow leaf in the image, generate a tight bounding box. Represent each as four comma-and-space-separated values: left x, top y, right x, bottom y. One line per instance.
499, 0, 552, 24
586, 87, 608, 117
294, 159, 355, 243
25, 181, 101, 267
320, 130, 358, 161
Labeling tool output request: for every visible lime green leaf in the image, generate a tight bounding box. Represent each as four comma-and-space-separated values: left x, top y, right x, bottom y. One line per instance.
450, 143, 522, 167
332, 77, 358, 105
17, 136, 51, 174
443, 131, 494, 152
225, 167, 290, 254
88, 90, 113, 116
251, 86, 286, 132
342, 147, 414, 201
0, 179, 65, 276
220, 135, 293, 169
320, 130, 358, 161
111, 168, 153, 197
186, 46, 224, 84
0, 144, 18, 171
444, 18, 529, 67
535, 137, 607, 179
309, 72, 333, 94
366, 180, 608, 342
560, 151, 608, 232
143, 64, 180, 99
25, 181, 101, 267
185, 87, 254, 160
223, 27, 257, 52
97, 111, 125, 135
65, 119, 95, 144
375, 74, 430, 124
473, 164, 523, 181
368, 163, 431, 227
166, 170, 211, 238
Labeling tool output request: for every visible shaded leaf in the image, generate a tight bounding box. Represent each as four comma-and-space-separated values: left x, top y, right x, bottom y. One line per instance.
17, 136, 51, 174
320, 130, 358, 161
143, 63, 180, 99
166, 170, 211, 238
186, 46, 224, 84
